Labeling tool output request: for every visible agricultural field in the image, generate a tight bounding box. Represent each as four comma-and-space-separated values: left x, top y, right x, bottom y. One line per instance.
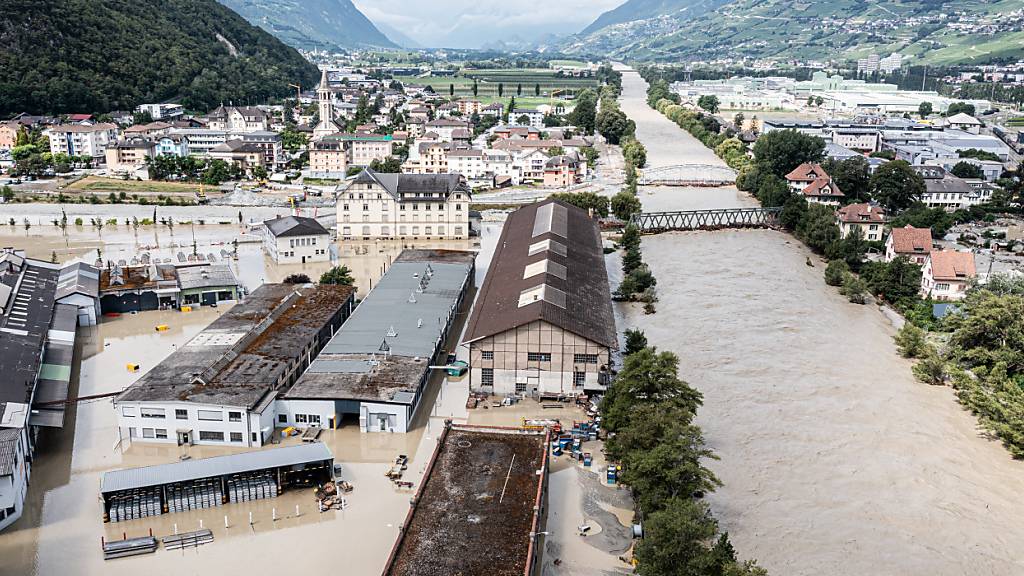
411, 68, 596, 105
67, 176, 201, 195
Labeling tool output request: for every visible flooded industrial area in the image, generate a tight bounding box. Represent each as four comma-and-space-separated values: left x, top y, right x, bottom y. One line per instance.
0, 209, 631, 575
616, 67, 1024, 575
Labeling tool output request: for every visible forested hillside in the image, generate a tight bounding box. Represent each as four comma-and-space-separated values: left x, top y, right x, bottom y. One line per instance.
0, 0, 320, 116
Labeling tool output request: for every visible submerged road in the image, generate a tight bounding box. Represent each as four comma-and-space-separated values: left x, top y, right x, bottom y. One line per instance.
614, 65, 1024, 576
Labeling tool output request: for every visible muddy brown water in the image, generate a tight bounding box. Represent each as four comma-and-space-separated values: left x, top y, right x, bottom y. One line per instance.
615, 67, 1024, 575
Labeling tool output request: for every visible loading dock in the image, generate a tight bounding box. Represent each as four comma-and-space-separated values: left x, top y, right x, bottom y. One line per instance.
100, 443, 334, 523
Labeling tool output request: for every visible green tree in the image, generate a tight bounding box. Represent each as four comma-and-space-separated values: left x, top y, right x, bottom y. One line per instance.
912, 348, 947, 385
752, 129, 825, 178
369, 157, 402, 173
497, 82, 504, 97
634, 498, 718, 576
623, 328, 647, 356
824, 260, 850, 286
894, 323, 928, 358
753, 173, 790, 208
945, 102, 976, 117
319, 266, 354, 286
596, 108, 632, 145
622, 138, 647, 169
860, 256, 923, 305
472, 81, 478, 97
620, 222, 641, 251
796, 203, 840, 253
448, 83, 454, 96
601, 348, 702, 432
825, 156, 872, 202
697, 95, 720, 114
840, 273, 868, 304
534, 83, 540, 96
549, 191, 609, 217
870, 160, 925, 213
567, 89, 597, 135
918, 101, 933, 118
516, 83, 522, 96
779, 194, 808, 231
950, 161, 983, 180
611, 190, 643, 221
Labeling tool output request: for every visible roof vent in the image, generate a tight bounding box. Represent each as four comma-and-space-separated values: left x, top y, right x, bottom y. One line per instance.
387, 325, 398, 337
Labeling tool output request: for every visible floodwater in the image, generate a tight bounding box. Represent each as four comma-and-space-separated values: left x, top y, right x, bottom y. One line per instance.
616, 67, 1024, 575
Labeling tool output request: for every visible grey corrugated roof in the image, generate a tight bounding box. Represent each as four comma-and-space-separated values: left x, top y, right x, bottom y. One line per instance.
177, 265, 239, 290
0, 428, 19, 475
100, 443, 333, 494
56, 262, 99, 300
264, 216, 330, 238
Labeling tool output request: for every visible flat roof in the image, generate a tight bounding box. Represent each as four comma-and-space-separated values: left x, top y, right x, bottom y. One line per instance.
101, 442, 333, 495
284, 250, 474, 404
383, 425, 548, 576
117, 284, 354, 408
0, 257, 60, 409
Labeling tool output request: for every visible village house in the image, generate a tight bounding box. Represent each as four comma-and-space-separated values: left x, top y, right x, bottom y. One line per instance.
156, 133, 189, 157
424, 118, 471, 142
45, 123, 118, 160
206, 105, 270, 133
509, 109, 545, 129
402, 140, 458, 175
262, 215, 331, 264
914, 166, 976, 211
543, 155, 582, 188
124, 121, 173, 138
135, 103, 184, 121
921, 250, 976, 300
835, 203, 887, 241
336, 169, 470, 240
104, 138, 156, 176
0, 122, 21, 150
308, 137, 348, 179
885, 225, 933, 264
785, 162, 844, 205
464, 199, 617, 396
448, 148, 518, 188
208, 140, 265, 173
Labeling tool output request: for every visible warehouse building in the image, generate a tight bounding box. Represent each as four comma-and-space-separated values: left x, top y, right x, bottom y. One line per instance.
114, 284, 355, 447
280, 250, 475, 433
0, 249, 87, 531
382, 423, 549, 576
464, 200, 617, 397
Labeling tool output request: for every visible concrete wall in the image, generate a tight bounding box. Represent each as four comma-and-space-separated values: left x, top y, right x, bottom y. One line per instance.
361, 402, 410, 433
116, 401, 258, 447
274, 399, 338, 430
0, 431, 29, 532
337, 181, 469, 240
265, 232, 331, 264
469, 320, 610, 396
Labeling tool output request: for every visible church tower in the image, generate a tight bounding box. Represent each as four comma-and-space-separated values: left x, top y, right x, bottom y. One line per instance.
313, 68, 340, 140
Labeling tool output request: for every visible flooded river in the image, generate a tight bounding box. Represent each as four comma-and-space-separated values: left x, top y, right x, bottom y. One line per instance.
615, 67, 1024, 575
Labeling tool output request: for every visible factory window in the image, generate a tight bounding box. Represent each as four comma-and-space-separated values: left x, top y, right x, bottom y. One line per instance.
175, 409, 187, 420
343, 204, 349, 211
142, 428, 155, 439
199, 431, 224, 442
278, 414, 287, 424
515, 382, 527, 393
295, 414, 307, 423
573, 372, 586, 387
574, 354, 599, 364
198, 410, 222, 421
481, 351, 494, 360
363, 204, 369, 211
230, 432, 244, 443
121, 406, 136, 417
527, 352, 552, 362
155, 429, 168, 439
228, 411, 242, 422
481, 368, 494, 386
140, 407, 165, 419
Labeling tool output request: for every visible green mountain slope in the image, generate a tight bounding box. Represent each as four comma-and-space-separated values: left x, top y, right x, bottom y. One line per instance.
581, 0, 727, 36
217, 0, 397, 50
566, 0, 1024, 66
0, 0, 319, 116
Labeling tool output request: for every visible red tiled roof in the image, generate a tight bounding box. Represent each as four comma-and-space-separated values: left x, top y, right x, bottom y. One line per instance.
837, 203, 886, 224
786, 162, 829, 182
889, 225, 933, 254
801, 177, 844, 198
928, 250, 976, 281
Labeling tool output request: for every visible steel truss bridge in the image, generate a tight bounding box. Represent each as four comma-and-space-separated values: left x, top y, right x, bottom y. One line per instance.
638, 164, 737, 186
631, 207, 782, 233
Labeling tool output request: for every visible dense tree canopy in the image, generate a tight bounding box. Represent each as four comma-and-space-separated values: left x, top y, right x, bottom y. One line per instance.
751, 129, 825, 178
0, 0, 319, 116
870, 160, 926, 213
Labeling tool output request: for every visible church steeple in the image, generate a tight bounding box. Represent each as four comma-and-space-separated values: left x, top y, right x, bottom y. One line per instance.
313, 67, 340, 140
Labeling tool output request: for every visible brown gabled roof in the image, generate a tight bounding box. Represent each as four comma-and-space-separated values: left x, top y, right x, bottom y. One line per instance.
802, 176, 844, 198
836, 203, 886, 224
463, 199, 616, 348
889, 225, 933, 254
928, 250, 976, 281
786, 162, 829, 182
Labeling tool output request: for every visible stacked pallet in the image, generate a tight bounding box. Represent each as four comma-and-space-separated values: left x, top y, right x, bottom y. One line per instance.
108, 488, 162, 522
102, 536, 158, 560
226, 471, 278, 503
166, 479, 224, 513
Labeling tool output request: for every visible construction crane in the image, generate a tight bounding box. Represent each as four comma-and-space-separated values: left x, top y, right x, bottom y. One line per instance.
288, 83, 302, 102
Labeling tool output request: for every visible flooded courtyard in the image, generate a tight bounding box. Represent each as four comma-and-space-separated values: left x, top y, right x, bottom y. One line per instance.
615, 67, 1024, 575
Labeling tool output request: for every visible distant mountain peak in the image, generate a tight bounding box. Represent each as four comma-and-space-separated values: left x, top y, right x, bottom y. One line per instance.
217, 0, 397, 50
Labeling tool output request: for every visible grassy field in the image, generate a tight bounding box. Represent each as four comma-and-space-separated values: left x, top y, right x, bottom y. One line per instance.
67, 176, 200, 195
413, 68, 597, 104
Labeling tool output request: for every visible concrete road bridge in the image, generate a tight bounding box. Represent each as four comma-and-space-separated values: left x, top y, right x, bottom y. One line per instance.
631, 207, 782, 233
638, 164, 737, 186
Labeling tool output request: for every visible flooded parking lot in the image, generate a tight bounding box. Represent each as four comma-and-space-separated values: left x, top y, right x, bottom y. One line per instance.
616, 67, 1024, 575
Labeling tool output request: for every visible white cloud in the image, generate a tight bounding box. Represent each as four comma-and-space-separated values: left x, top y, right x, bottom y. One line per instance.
354, 0, 623, 48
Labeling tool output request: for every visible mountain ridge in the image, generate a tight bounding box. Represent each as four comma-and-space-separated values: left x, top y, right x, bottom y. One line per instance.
217, 0, 397, 50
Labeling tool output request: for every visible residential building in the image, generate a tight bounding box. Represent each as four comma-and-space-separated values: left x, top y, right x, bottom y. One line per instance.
235, 131, 283, 170
168, 129, 226, 156
208, 140, 265, 172
944, 113, 982, 134
457, 100, 483, 115
885, 225, 933, 264
333, 133, 394, 166
517, 149, 552, 182
424, 118, 471, 142
113, 284, 356, 447
921, 250, 976, 301
402, 140, 455, 175
827, 127, 879, 152
206, 105, 270, 133
836, 203, 887, 241
156, 133, 190, 157
104, 138, 157, 175
308, 136, 348, 179
124, 121, 173, 138
465, 200, 617, 396
543, 155, 582, 188
509, 109, 545, 128
336, 169, 470, 239
914, 166, 975, 210
785, 162, 844, 205
263, 215, 331, 264
382, 423, 548, 576
480, 103, 505, 117
135, 103, 184, 121
45, 123, 118, 160
280, 250, 474, 433
0, 122, 19, 150
448, 148, 518, 188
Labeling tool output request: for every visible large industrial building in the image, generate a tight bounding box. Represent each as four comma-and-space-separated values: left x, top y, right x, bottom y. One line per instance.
113, 284, 356, 447
382, 423, 550, 576
464, 200, 617, 397
0, 250, 96, 531
280, 250, 475, 433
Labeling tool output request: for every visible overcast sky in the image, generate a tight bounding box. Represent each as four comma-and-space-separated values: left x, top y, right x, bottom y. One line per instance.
353, 0, 623, 48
